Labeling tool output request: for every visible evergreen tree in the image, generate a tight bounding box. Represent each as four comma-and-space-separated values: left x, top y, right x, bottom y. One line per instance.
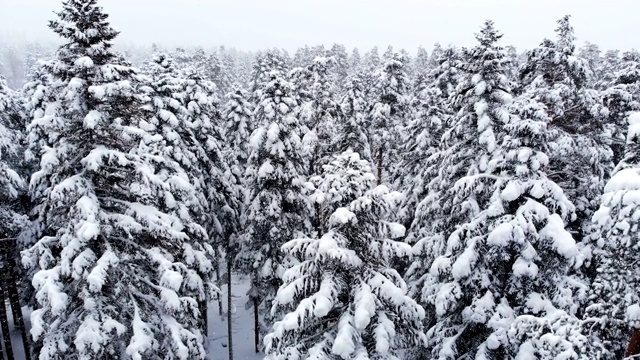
418, 96, 594, 359
349, 48, 361, 75
587, 112, 640, 358
518, 15, 612, 246
406, 20, 514, 356
299, 57, 340, 176
250, 49, 289, 105
578, 41, 602, 85
22, 2, 216, 358
333, 76, 372, 162
414, 46, 429, 74
265, 152, 426, 359
237, 73, 312, 352
329, 43, 349, 91
369, 52, 410, 184
0, 74, 27, 238
395, 72, 445, 229
223, 86, 254, 191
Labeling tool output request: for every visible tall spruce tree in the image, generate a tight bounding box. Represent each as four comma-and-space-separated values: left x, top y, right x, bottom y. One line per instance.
405, 20, 513, 357
21, 1, 217, 358
236, 73, 312, 353
587, 112, 640, 358
265, 151, 426, 359
333, 76, 372, 162
369, 52, 410, 184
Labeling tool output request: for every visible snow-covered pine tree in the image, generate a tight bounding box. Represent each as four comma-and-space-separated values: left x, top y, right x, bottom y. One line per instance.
361, 46, 381, 103
333, 76, 372, 162
405, 21, 514, 356
369, 52, 410, 184
182, 62, 241, 322
578, 41, 602, 86
404, 26, 500, 245
329, 44, 349, 91
0, 74, 27, 240
22, 1, 217, 358
142, 52, 237, 325
349, 48, 361, 76
428, 43, 444, 70
236, 72, 312, 353
601, 50, 640, 165
414, 46, 429, 75
222, 86, 254, 196
417, 95, 595, 359
299, 57, 340, 176
265, 151, 426, 359
383, 45, 394, 61
307, 150, 376, 233
395, 71, 445, 229
586, 112, 640, 358
518, 15, 612, 247
220, 52, 238, 97
396, 46, 463, 230
597, 49, 622, 90
293, 46, 313, 69
250, 49, 289, 106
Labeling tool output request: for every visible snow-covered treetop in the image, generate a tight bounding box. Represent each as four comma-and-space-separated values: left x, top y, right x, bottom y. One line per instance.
50, 0, 120, 67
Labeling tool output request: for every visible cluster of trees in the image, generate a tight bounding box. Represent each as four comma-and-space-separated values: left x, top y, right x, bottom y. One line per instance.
2, 0, 640, 359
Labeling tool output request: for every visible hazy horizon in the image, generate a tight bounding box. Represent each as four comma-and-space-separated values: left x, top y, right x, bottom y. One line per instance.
0, 0, 638, 53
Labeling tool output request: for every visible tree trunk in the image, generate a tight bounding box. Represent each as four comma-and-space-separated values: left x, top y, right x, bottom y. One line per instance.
626, 329, 640, 358
0, 282, 13, 360
215, 262, 223, 316
253, 297, 260, 354
227, 260, 233, 360
199, 299, 208, 337
377, 147, 383, 185
3, 242, 30, 360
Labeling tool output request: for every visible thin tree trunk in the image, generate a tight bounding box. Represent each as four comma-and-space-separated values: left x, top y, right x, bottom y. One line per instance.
377, 147, 384, 185
215, 262, 223, 316
626, 329, 640, 358
3, 241, 30, 360
199, 299, 208, 337
227, 260, 233, 360
0, 282, 14, 360
253, 297, 260, 354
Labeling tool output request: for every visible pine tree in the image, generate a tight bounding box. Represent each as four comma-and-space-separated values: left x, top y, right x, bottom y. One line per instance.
418, 95, 594, 359
237, 73, 312, 352
369, 52, 410, 184
598, 49, 622, 89
349, 48, 361, 75
587, 112, 640, 358
578, 41, 602, 85
265, 152, 426, 359
406, 20, 514, 356
395, 72, 445, 229
250, 49, 289, 105
223, 86, 254, 191
299, 57, 340, 176
414, 46, 429, 74
329, 43, 349, 91
333, 76, 372, 162
0, 74, 27, 238
22, 1, 217, 358
518, 15, 613, 246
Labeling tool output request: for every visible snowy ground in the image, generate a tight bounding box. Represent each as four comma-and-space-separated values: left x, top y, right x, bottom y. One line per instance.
206, 272, 263, 360
0, 273, 260, 360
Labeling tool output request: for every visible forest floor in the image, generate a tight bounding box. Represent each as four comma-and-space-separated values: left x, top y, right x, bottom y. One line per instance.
207, 271, 263, 360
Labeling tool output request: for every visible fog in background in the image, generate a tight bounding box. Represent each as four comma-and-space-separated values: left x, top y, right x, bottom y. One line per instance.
0, 0, 638, 52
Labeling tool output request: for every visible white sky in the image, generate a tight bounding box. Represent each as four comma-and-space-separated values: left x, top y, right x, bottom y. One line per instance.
0, 0, 637, 53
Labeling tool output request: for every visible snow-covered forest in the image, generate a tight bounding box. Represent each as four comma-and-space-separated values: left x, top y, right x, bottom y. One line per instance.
1, 0, 640, 359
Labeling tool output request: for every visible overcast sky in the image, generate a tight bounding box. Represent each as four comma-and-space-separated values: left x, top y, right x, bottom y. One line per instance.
0, 0, 637, 53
